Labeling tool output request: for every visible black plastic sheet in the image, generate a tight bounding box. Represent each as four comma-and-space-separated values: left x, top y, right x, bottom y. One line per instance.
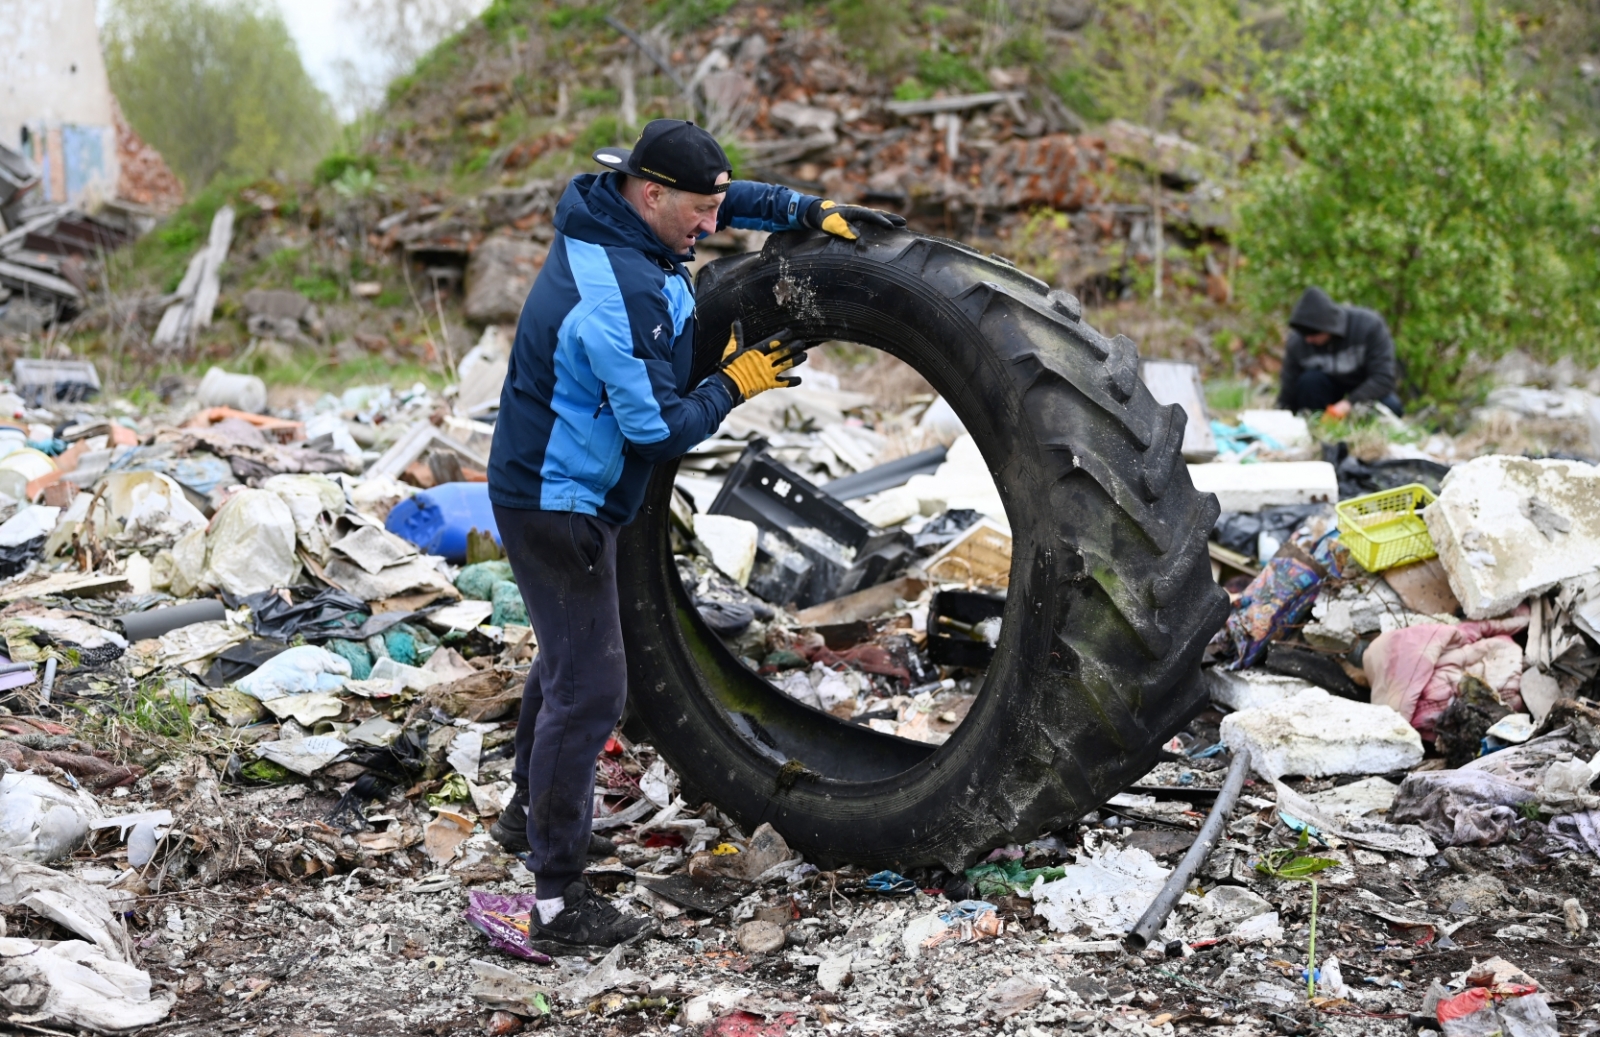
232, 588, 370, 642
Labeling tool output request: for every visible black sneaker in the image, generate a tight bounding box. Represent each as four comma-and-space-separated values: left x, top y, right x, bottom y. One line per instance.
489, 789, 530, 853
491, 798, 618, 859
528, 878, 655, 953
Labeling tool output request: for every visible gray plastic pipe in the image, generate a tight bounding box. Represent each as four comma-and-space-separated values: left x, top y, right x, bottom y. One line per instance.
120, 599, 226, 642
1123, 744, 1252, 953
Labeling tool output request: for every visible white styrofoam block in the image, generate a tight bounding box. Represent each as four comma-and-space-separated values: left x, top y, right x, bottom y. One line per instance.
1238, 409, 1312, 451
1219, 686, 1424, 780
1187, 461, 1338, 512
1422, 455, 1600, 619
693, 513, 759, 587
1206, 668, 1321, 712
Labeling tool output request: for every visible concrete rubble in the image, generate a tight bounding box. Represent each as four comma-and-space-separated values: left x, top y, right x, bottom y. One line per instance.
0, 348, 1577, 1037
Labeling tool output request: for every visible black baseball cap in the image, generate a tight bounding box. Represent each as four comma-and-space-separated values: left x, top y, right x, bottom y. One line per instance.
594, 119, 731, 195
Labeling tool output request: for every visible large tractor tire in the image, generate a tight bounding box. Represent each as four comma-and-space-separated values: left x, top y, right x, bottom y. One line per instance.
616, 228, 1229, 871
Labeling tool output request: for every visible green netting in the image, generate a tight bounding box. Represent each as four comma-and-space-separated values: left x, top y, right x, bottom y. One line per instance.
491, 580, 528, 627
457, 560, 515, 601
326, 638, 373, 680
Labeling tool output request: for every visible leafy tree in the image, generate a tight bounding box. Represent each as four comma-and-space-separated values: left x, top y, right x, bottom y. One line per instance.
1076, 0, 1268, 159
1239, 0, 1600, 405
104, 0, 339, 190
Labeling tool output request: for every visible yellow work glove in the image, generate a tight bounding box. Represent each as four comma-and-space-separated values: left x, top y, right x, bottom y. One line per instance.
717, 320, 807, 401
803, 199, 908, 241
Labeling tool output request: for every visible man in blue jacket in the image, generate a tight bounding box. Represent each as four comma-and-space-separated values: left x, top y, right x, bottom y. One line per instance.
486, 119, 904, 952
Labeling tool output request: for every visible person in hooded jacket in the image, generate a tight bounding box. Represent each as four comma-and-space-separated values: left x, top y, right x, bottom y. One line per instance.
1276, 286, 1404, 418
484, 119, 905, 951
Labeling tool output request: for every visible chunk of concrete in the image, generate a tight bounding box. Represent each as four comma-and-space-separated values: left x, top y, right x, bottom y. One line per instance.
816, 955, 852, 992
735, 920, 786, 954
1140, 360, 1216, 461
1219, 686, 1424, 780
1206, 668, 1320, 712
1187, 461, 1338, 512
465, 236, 544, 325
1303, 776, 1400, 818
1422, 455, 1600, 619
693, 514, 758, 587
1197, 885, 1274, 923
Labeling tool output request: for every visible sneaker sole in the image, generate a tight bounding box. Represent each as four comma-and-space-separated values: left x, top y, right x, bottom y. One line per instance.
525, 920, 658, 957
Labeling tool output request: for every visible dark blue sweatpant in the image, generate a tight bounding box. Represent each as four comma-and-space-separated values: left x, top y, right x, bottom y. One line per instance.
493, 505, 626, 898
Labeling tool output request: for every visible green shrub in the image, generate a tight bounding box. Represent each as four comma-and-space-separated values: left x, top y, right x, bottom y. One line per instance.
292, 275, 342, 303
915, 50, 986, 92
1239, 0, 1600, 406
315, 152, 376, 186
574, 115, 624, 155
547, 2, 612, 30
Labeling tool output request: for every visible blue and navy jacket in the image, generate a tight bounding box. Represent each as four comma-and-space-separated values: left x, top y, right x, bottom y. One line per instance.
487, 172, 816, 524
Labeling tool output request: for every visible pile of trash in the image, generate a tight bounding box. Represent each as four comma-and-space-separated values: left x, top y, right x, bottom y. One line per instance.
0, 343, 1591, 1036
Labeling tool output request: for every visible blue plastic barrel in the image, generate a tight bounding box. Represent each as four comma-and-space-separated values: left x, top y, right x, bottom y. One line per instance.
385, 482, 500, 562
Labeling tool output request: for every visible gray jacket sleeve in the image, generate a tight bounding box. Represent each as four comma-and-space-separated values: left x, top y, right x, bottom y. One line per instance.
1345, 312, 1399, 403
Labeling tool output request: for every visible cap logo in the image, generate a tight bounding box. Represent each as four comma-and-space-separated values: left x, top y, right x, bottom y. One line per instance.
597, 154, 622, 164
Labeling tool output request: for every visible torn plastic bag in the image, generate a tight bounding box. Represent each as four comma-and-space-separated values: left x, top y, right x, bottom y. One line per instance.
0, 505, 60, 547
190, 488, 299, 596
93, 471, 207, 541
911, 509, 982, 552
235, 644, 352, 701
338, 726, 428, 787
0, 536, 44, 578
1436, 984, 1556, 1037
1548, 810, 1600, 854
326, 771, 391, 832
1213, 504, 1328, 561
1326, 442, 1451, 500
1029, 845, 1176, 937
1389, 733, 1596, 846
0, 852, 135, 961
463, 890, 555, 963
200, 638, 291, 688
235, 588, 369, 642
0, 769, 104, 861
1225, 530, 1355, 670
0, 937, 174, 1032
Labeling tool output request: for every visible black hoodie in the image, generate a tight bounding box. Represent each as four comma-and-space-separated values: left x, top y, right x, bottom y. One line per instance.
1277, 287, 1398, 407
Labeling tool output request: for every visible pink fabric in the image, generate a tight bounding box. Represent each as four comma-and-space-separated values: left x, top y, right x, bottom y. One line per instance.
1365, 610, 1529, 739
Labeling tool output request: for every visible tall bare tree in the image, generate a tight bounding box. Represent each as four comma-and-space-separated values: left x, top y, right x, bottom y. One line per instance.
334, 0, 485, 112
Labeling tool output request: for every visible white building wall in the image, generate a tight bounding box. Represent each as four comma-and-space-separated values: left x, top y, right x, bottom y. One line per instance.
0, 0, 120, 205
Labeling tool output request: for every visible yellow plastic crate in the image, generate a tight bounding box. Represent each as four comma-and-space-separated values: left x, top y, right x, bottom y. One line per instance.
1335, 483, 1438, 572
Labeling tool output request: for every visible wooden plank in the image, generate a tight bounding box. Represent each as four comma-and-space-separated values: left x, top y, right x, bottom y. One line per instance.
794, 576, 929, 628
885, 91, 1024, 117
0, 571, 128, 603
924, 519, 1012, 589
0, 259, 83, 305
1140, 359, 1218, 461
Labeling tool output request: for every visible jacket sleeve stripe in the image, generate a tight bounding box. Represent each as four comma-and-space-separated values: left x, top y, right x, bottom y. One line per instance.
564, 238, 673, 444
